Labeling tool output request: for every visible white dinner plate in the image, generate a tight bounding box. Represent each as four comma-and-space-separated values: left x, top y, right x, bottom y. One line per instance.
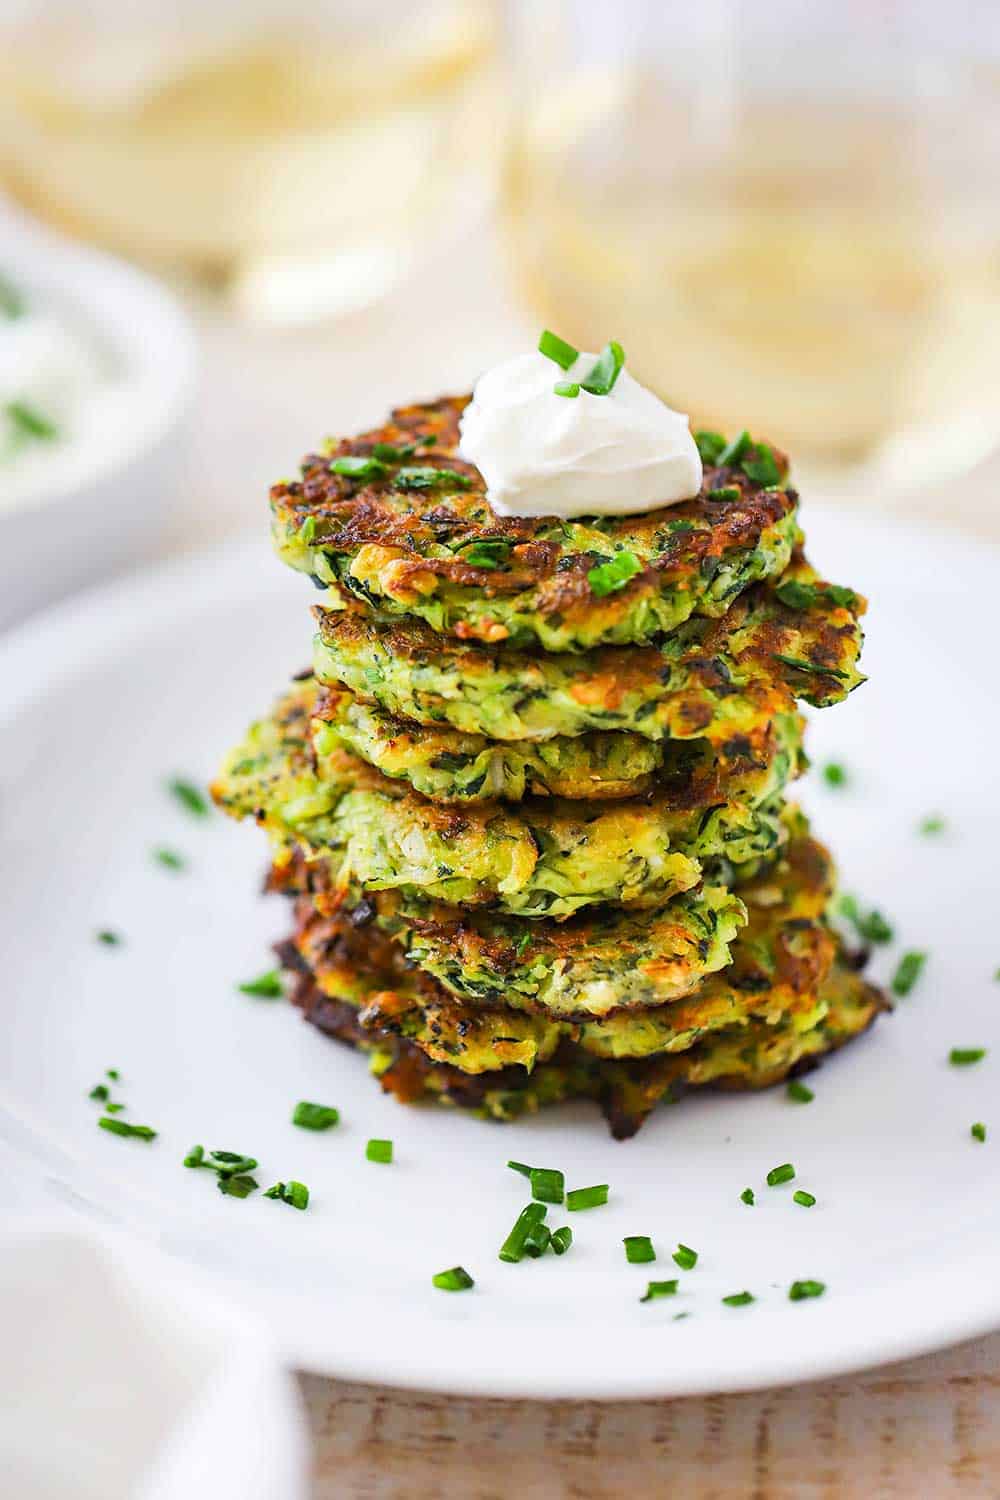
1, 509, 998, 1399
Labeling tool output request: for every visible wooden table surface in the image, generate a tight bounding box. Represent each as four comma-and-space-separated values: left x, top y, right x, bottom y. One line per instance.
177, 234, 1000, 1499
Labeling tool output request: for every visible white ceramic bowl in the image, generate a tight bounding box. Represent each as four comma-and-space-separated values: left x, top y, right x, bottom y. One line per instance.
0, 211, 196, 631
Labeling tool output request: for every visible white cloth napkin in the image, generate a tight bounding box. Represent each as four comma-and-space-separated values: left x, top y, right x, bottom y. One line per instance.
0, 1224, 309, 1500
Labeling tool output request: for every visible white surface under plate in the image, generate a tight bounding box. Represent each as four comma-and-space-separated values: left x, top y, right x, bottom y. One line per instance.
1, 509, 998, 1399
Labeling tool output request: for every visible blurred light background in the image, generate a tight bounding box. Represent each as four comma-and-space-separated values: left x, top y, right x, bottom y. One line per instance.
2, 0, 999, 550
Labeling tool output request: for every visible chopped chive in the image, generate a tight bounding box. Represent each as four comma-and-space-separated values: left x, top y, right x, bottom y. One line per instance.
787, 1080, 814, 1104
640, 1280, 678, 1302
892, 950, 927, 997
98, 1117, 157, 1141
0, 274, 23, 319
837, 894, 894, 945
168, 778, 209, 818
499, 1202, 547, 1263
152, 846, 186, 871
766, 1162, 796, 1187
950, 1048, 986, 1066
580, 340, 626, 396
789, 1279, 826, 1301
774, 579, 858, 612
456, 539, 511, 570
183, 1144, 205, 1168
673, 1312, 691, 1322
105, 1102, 125, 1114
292, 1100, 339, 1131
551, 1226, 573, 1256
671, 1243, 698, 1271
366, 1138, 393, 1164
717, 429, 750, 467
740, 1187, 755, 1206
566, 1183, 609, 1212
238, 970, 283, 999
553, 381, 580, 398
523, 1221, 552, 1258
371, 438, 435, 463
706, 485, 741, 502
393, 466, 472, 492
218, 1174, 259, 1199
209, 1151, 258, 1176
529, 1167, 564, 1204
6, 400, 59, 441
694, 430, 726, 464
263, 1180, 309, 1210
918, 814, 946, 836
741, 443, 781, 487
538, 329, 579, 370
822, 762, 848, 788
722, 1291, 755, 1307
624, 1236, 656, 1265
432, 1265, 474, 1291
793, 1190, 817, 1208
507, 1160, 532, 1179
107, 1069, 120, 1081
88, 1083, 110, 1102
96, 929, 122, 947
587, 551, 641, 598
330, 454, 388, 481
972, 1122, 987, 1143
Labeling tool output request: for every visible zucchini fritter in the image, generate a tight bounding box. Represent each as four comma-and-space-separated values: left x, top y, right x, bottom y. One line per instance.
272, 397, 800, 651
312, 555, 865, 744
313, 685, 805, 805
289, 820, 837, 1071
214, 680, 793, 919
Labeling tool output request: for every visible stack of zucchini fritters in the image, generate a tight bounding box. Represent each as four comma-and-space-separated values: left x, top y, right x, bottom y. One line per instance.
213, 398, 887, 1137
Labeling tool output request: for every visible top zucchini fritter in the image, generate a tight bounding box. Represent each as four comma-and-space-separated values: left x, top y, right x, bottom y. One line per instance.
271, 397, 801, 651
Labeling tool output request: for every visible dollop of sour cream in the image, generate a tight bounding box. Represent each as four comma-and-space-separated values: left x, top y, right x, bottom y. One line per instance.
458, 349, 702, 519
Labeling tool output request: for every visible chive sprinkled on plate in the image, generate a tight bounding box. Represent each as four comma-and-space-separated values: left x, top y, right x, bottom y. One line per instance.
672, 1244, 698, 1271
767, 1162, 796, 1187
624, 1236, 656, 1265
554, 381, 580, 398
950, 1048, 986, 1066
837, 894, 894, 945
507, 1161, 532, 1179
219, 1174, 259, 1199
183, 1144, 206, 1168
153, 846, 186, 871
892, 950, 927, 997
551, 1226, 573, 1256
107, 1069, 120, 1081
640, 1280, 678, 1303
793, 1190, 817, 1208
96, 930, 122, 947
919, 814, 946, 836
789, 1279, 826, 1301
822, 762, 848, 788
209, 1151, 259, 1176
972, 1123, 987, 1143
168, 778, 210, 818
787, 1080, 814, 1104
588, 551, 641, 598
98, 1117, 157, 1141
7, 400, 59, 442
566, 1184, 609, 1212
366, 1138, 393, 1164
432, 1266, 474, 1292
499, 1203, 547, 1263
89, 1083, 110, 1102
263, 1180, 309, 1209
722, 1291, 755, 1307
741, 1188, 755, 1206
529, 1167, 564, 1204
105, 1102, 125, 1114
523, 1221, 552, 1258
293, 1101, 339, 1130
238, 970, 283, 999
538, 329, 579, 370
